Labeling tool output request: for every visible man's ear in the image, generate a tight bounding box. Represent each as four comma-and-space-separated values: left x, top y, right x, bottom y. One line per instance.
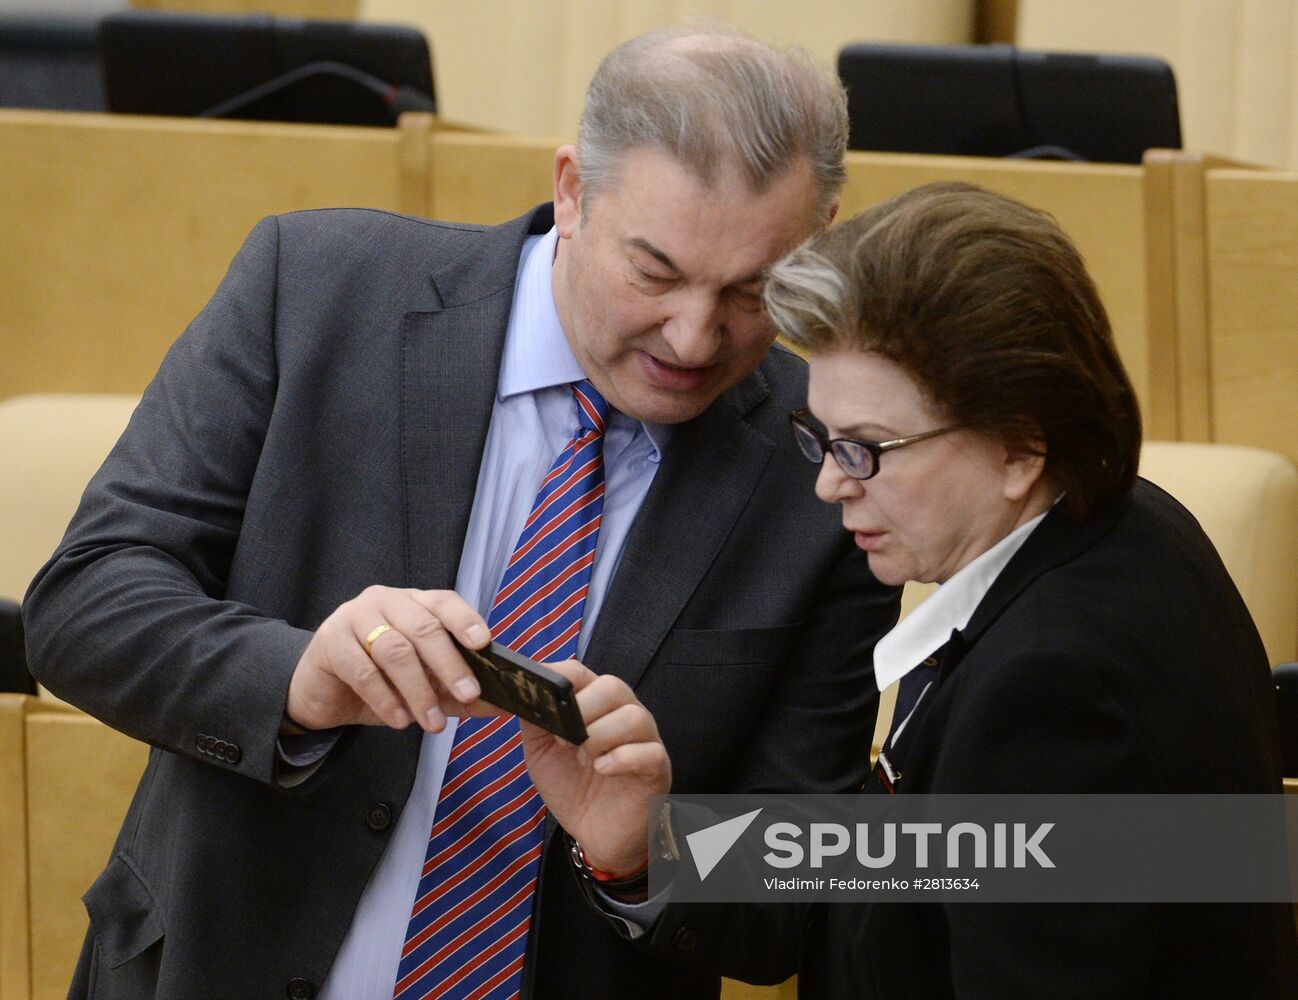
1002, 440, 1049, 503
824, 200, 840, 228
553, 144, 582, 238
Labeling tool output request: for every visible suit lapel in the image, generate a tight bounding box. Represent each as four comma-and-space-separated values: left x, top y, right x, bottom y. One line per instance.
401, 208, 552, 589
583, 372, 774, 689
958, 491, 1130, 651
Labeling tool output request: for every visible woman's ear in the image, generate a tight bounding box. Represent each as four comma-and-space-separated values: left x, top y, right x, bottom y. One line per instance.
1002, 439, 1048, 503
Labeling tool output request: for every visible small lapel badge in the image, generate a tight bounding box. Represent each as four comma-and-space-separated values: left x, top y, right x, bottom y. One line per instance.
874, 750, 901, 794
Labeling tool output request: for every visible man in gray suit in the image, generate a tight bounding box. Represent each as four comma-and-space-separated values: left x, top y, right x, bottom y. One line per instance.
25, 25, 897, 1000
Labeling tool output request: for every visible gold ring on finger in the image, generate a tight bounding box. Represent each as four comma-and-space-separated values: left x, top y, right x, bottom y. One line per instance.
363, 623, 393, 656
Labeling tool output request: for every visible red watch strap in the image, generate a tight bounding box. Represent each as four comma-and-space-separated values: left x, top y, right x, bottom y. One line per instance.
577, 843, 649, 883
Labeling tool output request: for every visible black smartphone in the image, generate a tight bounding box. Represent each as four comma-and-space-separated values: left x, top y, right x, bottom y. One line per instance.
452, 638, 588, 744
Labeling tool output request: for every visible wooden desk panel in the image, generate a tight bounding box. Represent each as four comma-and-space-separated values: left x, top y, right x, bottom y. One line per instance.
1205, 171, 1298, 470
25, 712, 148, 1000
427, 131, 559, 225
0, 697, 147, 1000
0, 111, 415, 400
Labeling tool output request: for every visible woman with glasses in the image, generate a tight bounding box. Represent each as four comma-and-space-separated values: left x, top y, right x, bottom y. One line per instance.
758, 181, 1295, 997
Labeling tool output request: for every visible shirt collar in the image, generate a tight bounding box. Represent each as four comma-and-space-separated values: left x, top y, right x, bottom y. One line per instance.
499, 227, 584, 398
497, 226, 672, 459
873, 506, 1052, 691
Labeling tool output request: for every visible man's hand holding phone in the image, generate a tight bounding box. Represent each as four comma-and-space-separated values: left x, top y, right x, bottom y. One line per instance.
286, 586, 669, 876
520, 661, 672, 879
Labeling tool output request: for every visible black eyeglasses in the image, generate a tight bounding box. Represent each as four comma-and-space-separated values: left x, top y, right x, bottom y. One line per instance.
789, 408, 961, 481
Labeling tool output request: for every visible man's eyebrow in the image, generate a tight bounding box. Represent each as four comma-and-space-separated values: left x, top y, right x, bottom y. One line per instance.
628, 237, 678, 273
628, 237, 770, 286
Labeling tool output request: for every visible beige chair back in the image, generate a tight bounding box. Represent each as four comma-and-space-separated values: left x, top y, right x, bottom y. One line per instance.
0, 395, 141, 604
1140, 441, 1298, 666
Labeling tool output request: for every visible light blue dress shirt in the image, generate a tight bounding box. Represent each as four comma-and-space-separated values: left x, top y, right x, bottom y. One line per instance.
318, 227, 670, 999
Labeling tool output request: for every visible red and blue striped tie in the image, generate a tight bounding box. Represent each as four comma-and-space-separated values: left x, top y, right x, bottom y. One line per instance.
393, 380, 609, 1000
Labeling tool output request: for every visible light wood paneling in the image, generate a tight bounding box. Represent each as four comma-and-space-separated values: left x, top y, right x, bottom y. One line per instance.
840, 152, 1150, 422
1204, 171, 1298, 470
1140, 150, 1183, 441
0, 110, 416, 400
1140, 150, 1259, 443
25, 713, 148, 1000
360, 0, 975, 138
0, 697, 147, 1000
427, 131, 559, 225
1142, 151, 1212, 442
0, 696, 33, 1000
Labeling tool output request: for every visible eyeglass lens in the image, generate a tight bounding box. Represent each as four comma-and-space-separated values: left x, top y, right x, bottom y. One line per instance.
792, 418, 875, 479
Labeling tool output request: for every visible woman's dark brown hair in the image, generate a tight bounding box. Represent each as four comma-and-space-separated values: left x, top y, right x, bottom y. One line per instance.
766, 181, 1141, 519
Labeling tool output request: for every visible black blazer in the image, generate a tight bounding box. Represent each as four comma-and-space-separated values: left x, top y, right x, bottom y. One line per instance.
651, 480, 1298, 998
24, 207, 899, 999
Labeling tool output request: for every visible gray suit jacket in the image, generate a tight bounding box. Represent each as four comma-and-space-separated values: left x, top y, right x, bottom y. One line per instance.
26, 205, 898, 999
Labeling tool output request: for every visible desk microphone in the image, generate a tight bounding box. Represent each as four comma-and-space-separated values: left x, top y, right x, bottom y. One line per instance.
197, 60, 435, 121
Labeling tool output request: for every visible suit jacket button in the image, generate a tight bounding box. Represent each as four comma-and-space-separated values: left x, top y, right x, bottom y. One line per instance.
224, 744, 242, 765
367, 802, 393, 831
671, 927, 697, 951
195, 734, 210, 754
286, 978, 314, 999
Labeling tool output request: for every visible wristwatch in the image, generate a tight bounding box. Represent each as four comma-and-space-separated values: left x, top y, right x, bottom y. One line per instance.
567, 800, 681, 899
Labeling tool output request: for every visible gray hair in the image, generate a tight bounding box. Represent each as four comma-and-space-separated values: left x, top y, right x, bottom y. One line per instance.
577, 25, 847, 221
